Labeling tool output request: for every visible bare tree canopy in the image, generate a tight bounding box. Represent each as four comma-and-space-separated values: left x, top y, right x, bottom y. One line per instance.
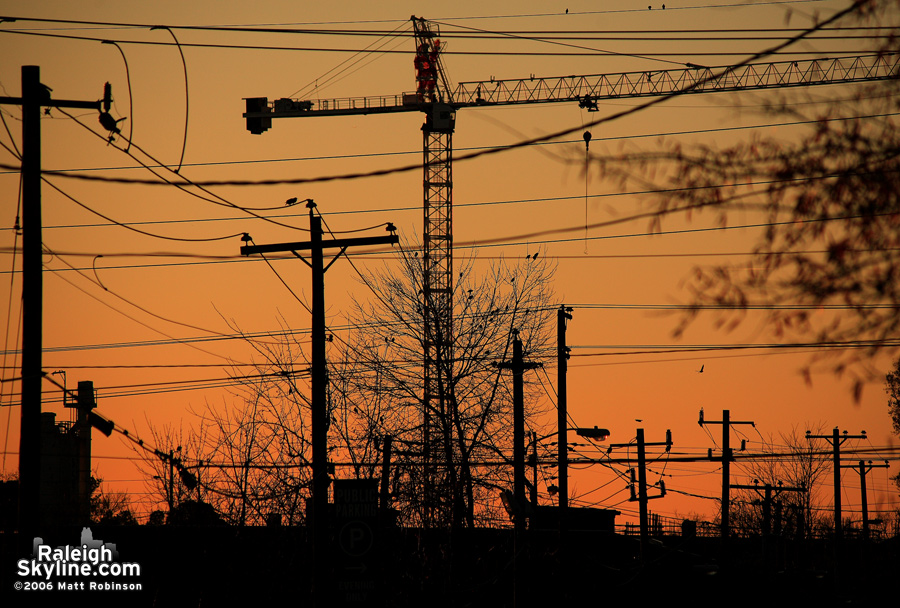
331, 249, 556, 527
731, 425, 832, 538
143, 251, 556, 527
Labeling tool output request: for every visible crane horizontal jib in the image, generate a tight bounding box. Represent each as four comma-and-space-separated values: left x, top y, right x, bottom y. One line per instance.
243, 53, 898, 126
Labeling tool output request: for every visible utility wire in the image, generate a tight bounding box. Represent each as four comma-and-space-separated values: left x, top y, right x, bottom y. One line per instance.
0, 5, 845, 35
149, 26, 189, 173
7, 110, 895, 180
58, 109, 312, 230
45, 260, 241, 364
42, 173, 245, 243
47, 246, 249, 341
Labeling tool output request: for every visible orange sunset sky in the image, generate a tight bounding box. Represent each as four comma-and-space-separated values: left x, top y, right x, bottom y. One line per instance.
1, 0, 899, 527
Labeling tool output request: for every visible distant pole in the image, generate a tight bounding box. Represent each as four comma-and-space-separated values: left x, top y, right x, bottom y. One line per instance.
557, 307, 571, 513
858, 461, 867, 541
807, 426, 865, 576
722, 409, 730, 540
636, 428, 649, 551
168, 451, 175, 510
556, 305, 572, 598
842, 459, 888, 542
608, 428, 669, 559
512, 335, 526, 534
831, 428, 842, 539
497, 331, 539, 531
76, 381, 95, 525
699, 409, 754, 544
807, 428, 866, 541
530, 431, 538, 506
380, 435, 393, 515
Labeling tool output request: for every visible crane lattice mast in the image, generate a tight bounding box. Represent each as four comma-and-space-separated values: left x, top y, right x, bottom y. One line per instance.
411, 16, 457, 528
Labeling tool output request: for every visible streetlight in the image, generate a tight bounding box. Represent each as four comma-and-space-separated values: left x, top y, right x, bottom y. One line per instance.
526, 426, 610, 507
575, 426, 611, 441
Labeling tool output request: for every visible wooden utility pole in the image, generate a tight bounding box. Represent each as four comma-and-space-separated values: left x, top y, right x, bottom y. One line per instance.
0, 66, 106, 537
700, 409, 755, 542
635, 428, 670, 555
842, 459, 889, 541
807, 428, 866, 541
732, 480, 804, 566
608, 428, 670, 557
557, 306, 572, 515
240, 202, 397, 605
380, 435, 393, 515
498, 331, 540, 534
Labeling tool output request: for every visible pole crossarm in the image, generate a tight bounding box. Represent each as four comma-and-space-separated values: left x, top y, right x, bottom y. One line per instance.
807, 429, 867, 445
241, 233, 397, 256
840, 461, 890, 471
0, 96, 102, 110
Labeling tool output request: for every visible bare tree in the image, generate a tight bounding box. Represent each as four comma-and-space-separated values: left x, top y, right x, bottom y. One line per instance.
137, 421, 206, 515
589, 0, 900, 395
330, 249, 557, 528
148, 252, 556, 528
196, 332, 314, 526
90, 476, 138, 525
731, 424, 832, 538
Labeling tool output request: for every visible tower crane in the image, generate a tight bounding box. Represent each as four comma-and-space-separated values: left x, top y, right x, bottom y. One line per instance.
243, 15, 899, 527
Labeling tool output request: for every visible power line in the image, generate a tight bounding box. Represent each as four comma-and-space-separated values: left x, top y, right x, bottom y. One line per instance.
4, 111, 895, 180
58, 109, 314, 228
0, 6, 850, 36
5, 25, 885, 56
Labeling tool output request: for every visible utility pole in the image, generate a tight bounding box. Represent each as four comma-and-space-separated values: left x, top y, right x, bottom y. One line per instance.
700, 409, 755, 543
557, 306, 572, 514
497, 331, 540, 607
380, 435, 393, 516
806, 427, 866, 541
0, 66, 108, 538
529, 431, 538, 506
732, 480, 804, 567
75, 381, 95, 525
240, 202, 397, 605
609, 428, 670, 556
842, 459, 889, 541
498, 331, 540, 534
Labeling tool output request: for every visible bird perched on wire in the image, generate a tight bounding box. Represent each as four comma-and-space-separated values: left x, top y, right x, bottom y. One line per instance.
98, 111, 126, 143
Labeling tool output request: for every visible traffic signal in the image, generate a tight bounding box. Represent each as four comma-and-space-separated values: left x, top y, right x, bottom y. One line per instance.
245, 97, 271, 134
